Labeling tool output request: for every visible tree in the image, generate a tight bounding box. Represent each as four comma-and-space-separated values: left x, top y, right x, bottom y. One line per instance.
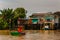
0, 17, 8, 29
0, 7, 27, 30
0, 8, 14, 29
0, 8, 13, 21
14, 7, 27, 18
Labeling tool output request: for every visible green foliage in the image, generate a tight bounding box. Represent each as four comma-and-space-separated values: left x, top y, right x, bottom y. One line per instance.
0, 18, 8, 29
14, 7, 27, 18
0, 8, 13, 20
0, 7, 27, 30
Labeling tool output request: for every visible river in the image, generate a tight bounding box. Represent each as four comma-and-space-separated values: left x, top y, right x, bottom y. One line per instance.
0, 30, 60, 40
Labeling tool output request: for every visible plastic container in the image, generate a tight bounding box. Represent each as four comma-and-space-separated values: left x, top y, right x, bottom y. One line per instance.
44, 25, 49, 30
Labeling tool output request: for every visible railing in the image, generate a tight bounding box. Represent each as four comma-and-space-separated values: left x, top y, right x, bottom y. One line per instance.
9, 23, 60, 30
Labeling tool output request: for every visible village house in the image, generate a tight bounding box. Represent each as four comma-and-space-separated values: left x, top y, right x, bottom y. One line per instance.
29, 12, 55, 29
16, 12, 60, 30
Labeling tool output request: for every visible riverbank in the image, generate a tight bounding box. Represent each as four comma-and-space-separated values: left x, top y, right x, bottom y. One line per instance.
0, 30, 59, 35
0, 30, 9, 35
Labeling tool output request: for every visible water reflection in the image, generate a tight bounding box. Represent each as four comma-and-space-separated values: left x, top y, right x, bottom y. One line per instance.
0, 30, 60, 40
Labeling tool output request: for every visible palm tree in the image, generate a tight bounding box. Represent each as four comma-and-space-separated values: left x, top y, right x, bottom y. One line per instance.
0, 8, 13, 21
0, 8, 14, 29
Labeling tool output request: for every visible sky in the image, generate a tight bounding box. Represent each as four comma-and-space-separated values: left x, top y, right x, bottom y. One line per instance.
0, 0, 60, 17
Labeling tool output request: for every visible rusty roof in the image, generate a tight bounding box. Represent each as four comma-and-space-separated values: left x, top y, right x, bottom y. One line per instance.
31, 12, 54, 16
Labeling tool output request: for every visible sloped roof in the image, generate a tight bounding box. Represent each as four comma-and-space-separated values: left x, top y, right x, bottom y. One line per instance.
31, 12, 53, 17
32, 13, 47, 16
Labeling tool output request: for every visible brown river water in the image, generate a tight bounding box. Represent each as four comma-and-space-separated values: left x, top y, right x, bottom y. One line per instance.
0, 30, 60, 40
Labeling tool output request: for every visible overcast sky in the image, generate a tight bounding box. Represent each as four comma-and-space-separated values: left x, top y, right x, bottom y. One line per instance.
0, 0, 60, 17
